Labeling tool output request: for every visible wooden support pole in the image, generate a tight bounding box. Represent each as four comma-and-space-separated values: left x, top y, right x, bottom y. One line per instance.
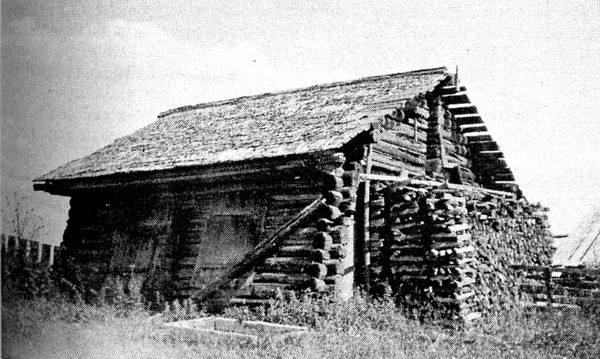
362, 143, 373, 292
545, 266, 553, 307
37, 242, 43, 263
434, 97, 447, 168
455, 65, 459, 91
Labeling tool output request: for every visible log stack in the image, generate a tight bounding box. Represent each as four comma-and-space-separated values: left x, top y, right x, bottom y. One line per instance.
424, 189, 480, 323
470, 196, 553, 313
380, 185, 481, 323
366, 179, 554, 323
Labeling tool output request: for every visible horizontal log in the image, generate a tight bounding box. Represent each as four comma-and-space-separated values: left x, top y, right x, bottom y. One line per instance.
306, 262, 328, 279
375, 137, 426, 157
258, 258, 311, 273
372, 146, 425, 166
277, 245, 313, 258
372, 151, 425, 171
379, 125, 427, 143
371, 159, 425, 176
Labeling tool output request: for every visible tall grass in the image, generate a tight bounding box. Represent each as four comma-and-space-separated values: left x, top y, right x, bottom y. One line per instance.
4, 288, 600, 358
2, 262, 600, 358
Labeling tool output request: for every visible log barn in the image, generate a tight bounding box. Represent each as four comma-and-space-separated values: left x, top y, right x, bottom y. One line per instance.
34, 67, 553, 319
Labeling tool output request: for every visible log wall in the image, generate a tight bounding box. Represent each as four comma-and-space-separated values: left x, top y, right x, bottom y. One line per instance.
59, 170, 334, 304
230, 153, 360, 305
57, 150, 361, 305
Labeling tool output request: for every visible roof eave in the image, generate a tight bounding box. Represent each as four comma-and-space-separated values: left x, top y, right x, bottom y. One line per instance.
33, 148, 347, 196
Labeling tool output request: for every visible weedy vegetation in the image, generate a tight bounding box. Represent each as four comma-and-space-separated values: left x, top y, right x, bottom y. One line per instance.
2, 259, 600, 359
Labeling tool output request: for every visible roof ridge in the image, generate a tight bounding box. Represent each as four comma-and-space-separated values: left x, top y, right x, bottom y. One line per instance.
158, 67, 450, 118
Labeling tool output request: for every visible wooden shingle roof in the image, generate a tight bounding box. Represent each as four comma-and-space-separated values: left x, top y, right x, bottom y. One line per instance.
35, 67, 450, 181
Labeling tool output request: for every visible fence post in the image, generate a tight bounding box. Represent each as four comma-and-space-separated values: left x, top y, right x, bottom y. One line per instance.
545, 267, 553, 307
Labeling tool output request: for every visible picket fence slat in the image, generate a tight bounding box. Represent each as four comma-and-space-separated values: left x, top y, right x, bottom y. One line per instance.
1, 234, 58, 266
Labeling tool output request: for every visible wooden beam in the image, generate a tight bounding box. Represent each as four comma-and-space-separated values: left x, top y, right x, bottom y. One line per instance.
358, 174, 515, 198
463, 131, 490, 138
447, 103, 476, 109
454, 114, 481, 119
441, 91, 468, 97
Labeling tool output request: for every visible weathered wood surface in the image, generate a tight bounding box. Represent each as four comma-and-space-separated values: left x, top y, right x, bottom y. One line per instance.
201, 196, 325, 300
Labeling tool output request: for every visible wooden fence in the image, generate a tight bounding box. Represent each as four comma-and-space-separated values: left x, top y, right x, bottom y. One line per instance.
512, 265, 600, 308
1, 233, 58, 266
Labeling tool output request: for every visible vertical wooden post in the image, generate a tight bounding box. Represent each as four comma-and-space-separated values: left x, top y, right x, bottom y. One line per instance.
49, 245, 55, 266
361, 143, 373, 292
545, 267, 553, 307
434, 97, 447, 168
24, 239, 31, 261
37, 242, 43, 263
382, 186, 393, 286
455, 65, 459, 91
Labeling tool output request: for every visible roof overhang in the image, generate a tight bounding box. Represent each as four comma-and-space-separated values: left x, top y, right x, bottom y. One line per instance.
33, 149, 347, 196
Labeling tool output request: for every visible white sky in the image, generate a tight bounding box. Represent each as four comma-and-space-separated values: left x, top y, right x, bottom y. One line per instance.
2, 1, 600, 244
